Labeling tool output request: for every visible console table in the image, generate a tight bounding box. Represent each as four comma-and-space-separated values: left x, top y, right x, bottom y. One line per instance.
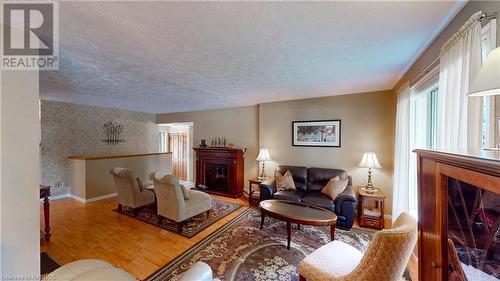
40, 185, 51, 241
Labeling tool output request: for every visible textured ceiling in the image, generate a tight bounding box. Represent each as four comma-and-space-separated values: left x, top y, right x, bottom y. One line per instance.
40, 1, 466, 113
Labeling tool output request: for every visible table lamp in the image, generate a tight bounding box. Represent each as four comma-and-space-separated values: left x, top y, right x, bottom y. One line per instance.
256, 148, 272, 180
468, 47, 500, 97
358, 152, 382, 193
468, 47, 500, 148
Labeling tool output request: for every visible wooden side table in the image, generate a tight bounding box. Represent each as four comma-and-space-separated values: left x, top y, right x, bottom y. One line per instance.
248, 178, 264, 206
357, 187, 385, 229
40, 185, 51, 241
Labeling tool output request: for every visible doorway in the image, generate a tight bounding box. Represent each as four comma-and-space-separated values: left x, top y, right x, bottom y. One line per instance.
159, 123, 193, 181
169, 132, 188, 180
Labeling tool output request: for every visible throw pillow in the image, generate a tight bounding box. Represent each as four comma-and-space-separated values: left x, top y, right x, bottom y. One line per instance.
275, 170, 296, 191
180, 184, 190, 200
321, 176, 348, 200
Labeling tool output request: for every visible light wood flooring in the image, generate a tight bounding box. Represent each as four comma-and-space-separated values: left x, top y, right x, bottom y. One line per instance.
41, 196, 393, 280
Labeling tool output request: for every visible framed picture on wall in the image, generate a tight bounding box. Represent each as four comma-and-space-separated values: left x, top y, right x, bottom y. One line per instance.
292, 120, 341, 147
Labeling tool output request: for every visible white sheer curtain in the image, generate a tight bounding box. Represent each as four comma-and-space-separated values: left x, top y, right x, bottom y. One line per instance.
437, 12, 483, 150
392, 82, 410, 220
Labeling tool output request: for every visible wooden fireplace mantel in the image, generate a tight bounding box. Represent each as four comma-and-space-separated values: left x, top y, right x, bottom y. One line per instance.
193, 147, 244, 198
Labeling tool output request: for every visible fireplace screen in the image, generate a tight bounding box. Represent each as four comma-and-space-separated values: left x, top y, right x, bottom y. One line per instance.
205, 163, 229, 191
447, 179, 499, 280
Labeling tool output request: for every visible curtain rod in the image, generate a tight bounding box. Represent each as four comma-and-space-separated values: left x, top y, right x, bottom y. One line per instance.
409, 12, 496, 87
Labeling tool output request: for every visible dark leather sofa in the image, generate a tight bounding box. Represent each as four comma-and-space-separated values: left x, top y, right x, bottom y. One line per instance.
259, 165, 357, 229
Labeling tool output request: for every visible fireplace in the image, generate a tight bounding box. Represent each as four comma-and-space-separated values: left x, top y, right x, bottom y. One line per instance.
193, 147, 244, 198
205, 163, 229, 192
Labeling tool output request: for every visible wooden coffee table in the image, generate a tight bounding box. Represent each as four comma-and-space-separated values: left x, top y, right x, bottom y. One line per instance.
259, 199, 337, 250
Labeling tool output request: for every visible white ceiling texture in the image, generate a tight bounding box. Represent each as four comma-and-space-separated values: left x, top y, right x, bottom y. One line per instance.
40, 1, 466, 113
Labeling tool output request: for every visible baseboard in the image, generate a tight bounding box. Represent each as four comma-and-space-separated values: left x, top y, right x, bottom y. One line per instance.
68, 194, 87, 203
40, 192, 117, 203
86, 193, 117, 203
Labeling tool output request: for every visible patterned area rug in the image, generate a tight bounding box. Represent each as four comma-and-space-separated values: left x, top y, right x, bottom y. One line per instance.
41, 252, 60, 275
146, 208, 411, 281
114, 199, 241, 238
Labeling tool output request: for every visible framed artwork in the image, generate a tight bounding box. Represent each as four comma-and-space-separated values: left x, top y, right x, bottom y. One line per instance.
292, 120, 341, 147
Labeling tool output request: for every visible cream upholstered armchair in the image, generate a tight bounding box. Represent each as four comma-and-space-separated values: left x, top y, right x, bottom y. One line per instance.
43, 259, 136, 281
150, 173, 212, 232
298, 212, 417, 281
110, 168, 155, 215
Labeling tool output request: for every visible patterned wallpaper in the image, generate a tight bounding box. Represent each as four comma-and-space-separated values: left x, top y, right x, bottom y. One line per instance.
41, 100, 159, 195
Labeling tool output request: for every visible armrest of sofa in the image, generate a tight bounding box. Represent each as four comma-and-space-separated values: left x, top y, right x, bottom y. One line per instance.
259, 179, 276, 201
336, 185, 356, 201
334, 185, 357, 229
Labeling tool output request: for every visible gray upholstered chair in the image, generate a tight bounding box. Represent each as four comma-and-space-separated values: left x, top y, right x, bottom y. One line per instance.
298, 212, 417, 281
110, 168, 155, 215
150, 172, 212, 232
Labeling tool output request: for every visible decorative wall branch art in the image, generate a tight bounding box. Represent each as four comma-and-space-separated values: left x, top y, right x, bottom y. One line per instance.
102, 121, 125, 145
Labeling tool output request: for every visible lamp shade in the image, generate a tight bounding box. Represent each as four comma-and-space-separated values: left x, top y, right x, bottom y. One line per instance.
256, 148, 272, 161
468, 47, 500, 96
358, 152, 382, 169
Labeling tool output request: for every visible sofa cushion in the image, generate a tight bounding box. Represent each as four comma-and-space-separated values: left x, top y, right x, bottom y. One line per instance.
301, 192, 335, 211
275, 170, 296, 191
321, 176, 349, 200
308, 168, 349, 192
298, 240, 363, 280
276, 166, 308, 191
274, 190, 305, 203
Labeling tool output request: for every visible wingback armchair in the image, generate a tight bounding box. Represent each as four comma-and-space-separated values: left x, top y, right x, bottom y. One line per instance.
298, 212, 417, 281
109, 168, 155, 214
150, 173, 213, 232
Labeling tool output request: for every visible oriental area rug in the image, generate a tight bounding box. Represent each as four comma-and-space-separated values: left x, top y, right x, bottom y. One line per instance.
146, 208, 413, 281
114, 198, 241, 238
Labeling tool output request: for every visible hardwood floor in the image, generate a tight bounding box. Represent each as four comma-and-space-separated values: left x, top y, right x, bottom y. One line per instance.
41, 195, 249, 280
41, 196, 392, 280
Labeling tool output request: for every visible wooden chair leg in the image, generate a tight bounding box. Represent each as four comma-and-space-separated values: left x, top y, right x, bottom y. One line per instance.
206, 210, 210, 218
117, 204, 123, 213
299, 274, 306, 281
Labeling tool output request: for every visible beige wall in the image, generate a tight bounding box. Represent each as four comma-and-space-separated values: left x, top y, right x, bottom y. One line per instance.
157, 106, 260, 191
157, 92, 396, 214
1, 70, 41, 276
41, 100, 160, 195
259, 91, 396, 215
70, 154, 172, 200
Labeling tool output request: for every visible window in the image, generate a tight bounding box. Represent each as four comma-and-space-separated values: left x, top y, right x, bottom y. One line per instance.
480, 19, 496, 148
159, 131, 168, 152
408, 74, 439, 218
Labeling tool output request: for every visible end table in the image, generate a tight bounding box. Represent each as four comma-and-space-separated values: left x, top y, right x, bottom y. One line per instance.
248, 178, 264, 206
357, 187, 385, 229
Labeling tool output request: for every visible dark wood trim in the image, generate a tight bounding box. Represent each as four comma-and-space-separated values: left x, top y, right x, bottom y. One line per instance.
68, 152, 172, 160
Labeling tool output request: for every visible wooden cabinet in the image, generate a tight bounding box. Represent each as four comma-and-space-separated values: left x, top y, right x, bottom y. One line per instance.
415, 149, 500, 281
193, 147, 244, 198
357, 187, 385, 229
